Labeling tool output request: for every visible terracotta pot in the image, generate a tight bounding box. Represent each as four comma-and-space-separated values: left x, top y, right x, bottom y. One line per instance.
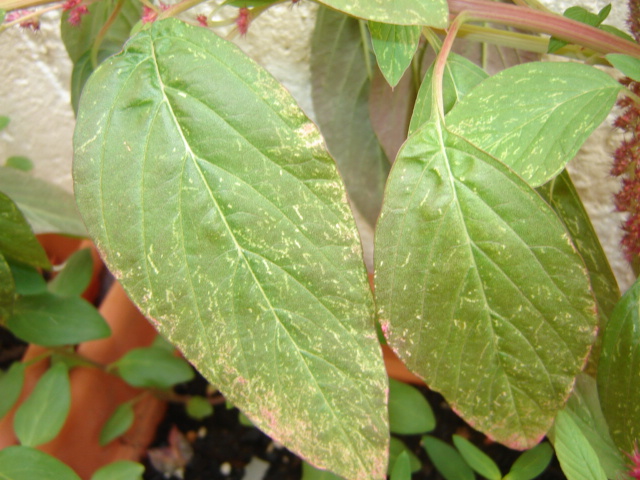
0, 236, 166, 480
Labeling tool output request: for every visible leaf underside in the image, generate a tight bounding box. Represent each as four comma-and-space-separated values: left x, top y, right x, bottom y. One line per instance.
73, 19, 387, 480
311, 7, 389, 225
375, 118, 598, 449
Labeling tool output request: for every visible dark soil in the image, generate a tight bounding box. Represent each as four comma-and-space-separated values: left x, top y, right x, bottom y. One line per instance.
143, 371, 568, 480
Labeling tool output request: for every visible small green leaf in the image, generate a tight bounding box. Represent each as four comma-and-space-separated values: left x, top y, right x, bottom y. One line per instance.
607, 54, 640, 82
151, 333, 176, 351
7, 292, 110, 346
5, 156, 34, 172
368, 22, 420, 88
100, 402, 135, 446
0, 253, 15, 322
376, 118, 598, 448
388, 378, 435, 434
0, 167, 86, 237
409, 53, 488, 135
8, 260, 47, 295
547, 6, 604, 53
453, 435, 501, 480
114, 346, 194, 389
302, 461, 345, 480
311, 7, 389, 224
314, 0, 447, 27
446, 62, 621, 187
423, 435, 475, 480
504, 442, 554, 480
0, 115, 8, 131
186, 396, 213, 420
390, 451, 412, 480
561, 374, 625, 480
0, 362, 26, 418
238, 410, 254, 427
552, 410, 607, 480
0, 191, 50, 269
0, 446, 81, 480
597, 4, 612, 23
91, 461, 144, 480
14, 362, 71, 447
48, 248, 94, 297
598, 277, 640, 454
389, 437, 422, 474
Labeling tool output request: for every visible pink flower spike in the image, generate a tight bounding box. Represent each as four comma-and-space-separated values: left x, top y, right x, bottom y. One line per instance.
5, 9, 40, 30
236, 7, 250, 36
624, 442, 640, 479
196, 14, 207, 27
61, 0, 80, 11
142, 5, 158, 23
67, 4, 89, 26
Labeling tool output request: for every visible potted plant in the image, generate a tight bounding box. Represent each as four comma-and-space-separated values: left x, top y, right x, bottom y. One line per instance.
1, 0, 639, 478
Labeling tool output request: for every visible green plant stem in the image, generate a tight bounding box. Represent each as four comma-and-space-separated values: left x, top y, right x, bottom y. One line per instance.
23, 350, 53, 368
90, 0, 126, 69
50, 346, 106, 370
448, 0, 640, 57
158, 0, 205, 19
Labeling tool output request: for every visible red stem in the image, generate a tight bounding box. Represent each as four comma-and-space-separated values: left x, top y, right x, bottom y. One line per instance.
448, 0, 640, 57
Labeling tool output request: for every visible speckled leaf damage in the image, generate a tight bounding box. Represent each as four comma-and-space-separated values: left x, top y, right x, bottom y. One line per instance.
316, 0, 448, 27
73, 19, 388, 480
375, 116, 599, 449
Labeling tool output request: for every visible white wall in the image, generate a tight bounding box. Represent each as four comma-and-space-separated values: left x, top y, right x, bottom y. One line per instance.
0, 0, 635, 289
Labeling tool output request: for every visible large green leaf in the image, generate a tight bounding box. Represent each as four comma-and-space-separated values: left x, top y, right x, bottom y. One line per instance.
597, 277, 640, 454
0, 191, 50, 269
537, 171, 619, 371
563, 373, 626, 479
446, 62, 622, 187
73, 19, 387, 479
314, 0, 447, 27
311, 7, 389, 225
0, 167, 86, 237
0, 446, 81, 480
13, 362, 71, 447
368, 22, 420, 88
409, 53, 487, 135
375, 118, 598, 448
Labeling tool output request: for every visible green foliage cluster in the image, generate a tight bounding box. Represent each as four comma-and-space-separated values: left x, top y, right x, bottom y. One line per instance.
0, 151, 196, 478
1, 0, 640, 478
